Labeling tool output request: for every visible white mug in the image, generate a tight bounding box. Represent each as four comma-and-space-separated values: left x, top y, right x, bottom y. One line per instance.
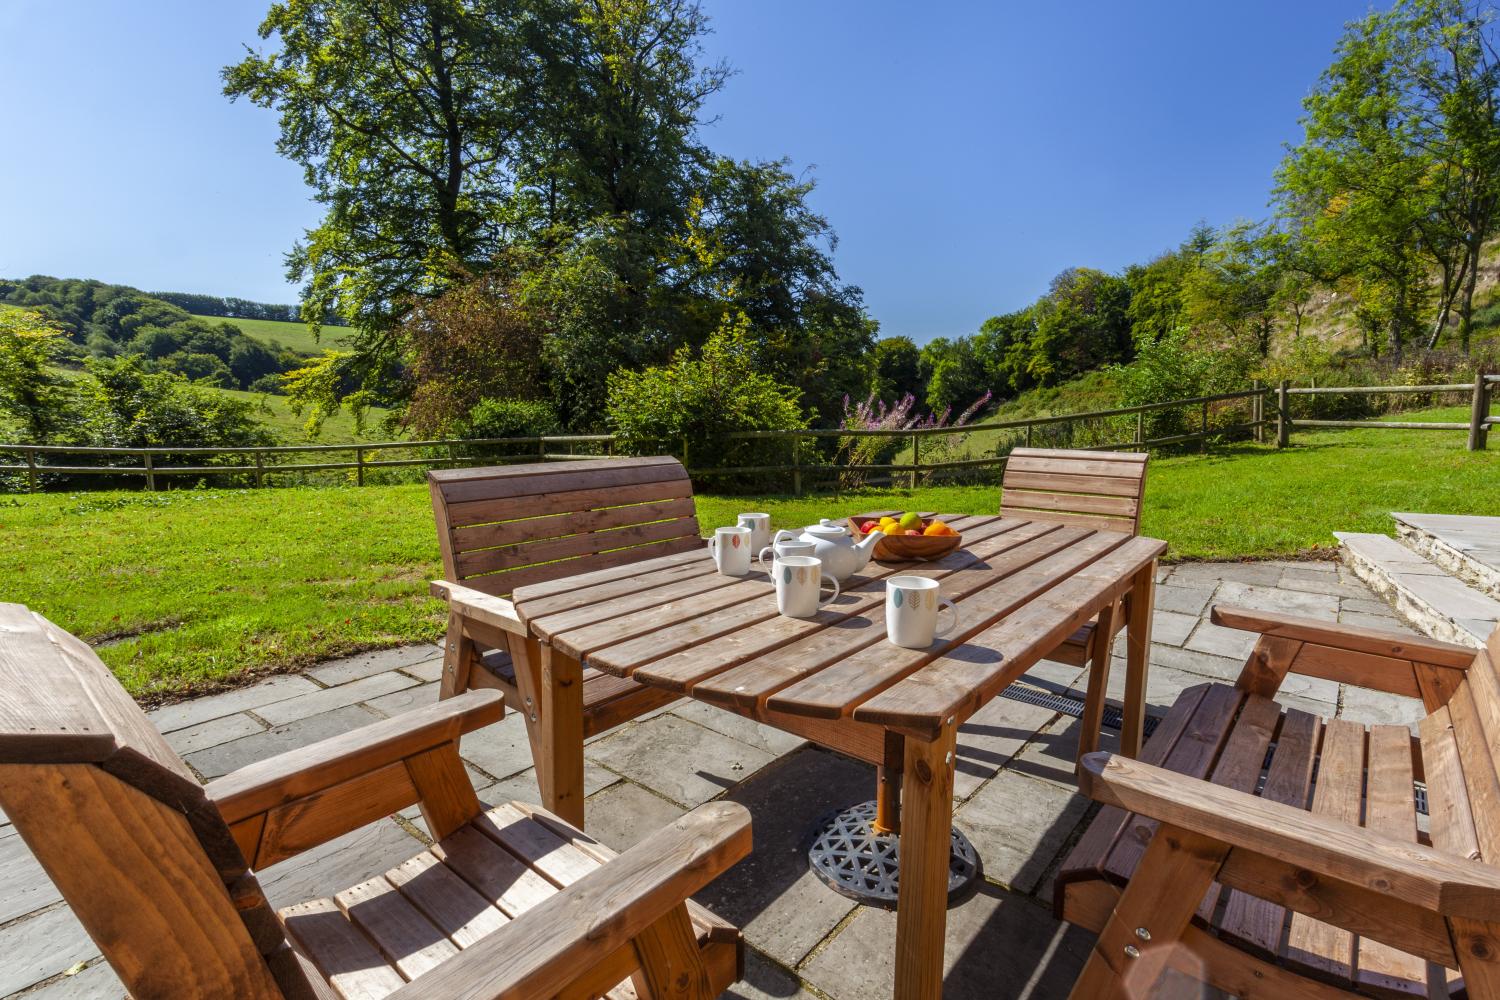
760, 537, 814, 570
775, 555, 840, 618
737, 512, 771, 552
707, 525, 753, 576
885, 575, 959, 649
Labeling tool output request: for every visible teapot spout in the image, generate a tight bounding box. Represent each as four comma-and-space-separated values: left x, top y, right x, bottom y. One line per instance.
854, 528, 884, 566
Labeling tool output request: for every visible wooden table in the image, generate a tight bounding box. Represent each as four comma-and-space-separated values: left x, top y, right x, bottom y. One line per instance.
506, 513, 1165, 1000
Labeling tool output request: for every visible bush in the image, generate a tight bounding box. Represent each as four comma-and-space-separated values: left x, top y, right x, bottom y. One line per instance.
457, 398, 561, 439
606, 319, 805, 485
160, 351, 234, 387
1113, 331, 1254, 441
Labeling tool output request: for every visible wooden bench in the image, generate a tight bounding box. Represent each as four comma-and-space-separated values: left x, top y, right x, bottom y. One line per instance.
0, 602, 748, 1000
1056, 604, 1500, 998
429, 456, 703, 749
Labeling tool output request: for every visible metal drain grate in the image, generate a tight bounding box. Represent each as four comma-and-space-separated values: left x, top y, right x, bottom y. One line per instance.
998, 684, 1162, 741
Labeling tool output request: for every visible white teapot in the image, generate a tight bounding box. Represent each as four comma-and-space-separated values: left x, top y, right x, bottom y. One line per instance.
772, 519, 884, 582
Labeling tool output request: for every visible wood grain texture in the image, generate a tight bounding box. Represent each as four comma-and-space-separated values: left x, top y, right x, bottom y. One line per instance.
1209, 605, 1477, 669
335, 876, 459, 981
893, 728, 957, 1000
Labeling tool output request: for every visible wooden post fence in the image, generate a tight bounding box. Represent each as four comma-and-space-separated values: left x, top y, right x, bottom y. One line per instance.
143, 452, 156, 492
1251, 380, 1264, 444
1471, 368, 1491, 452
25, 447, 37, 493
1277, 380, 1291, 448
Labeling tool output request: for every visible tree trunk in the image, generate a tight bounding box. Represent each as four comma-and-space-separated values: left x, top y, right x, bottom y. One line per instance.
1458, 231, 1483, 354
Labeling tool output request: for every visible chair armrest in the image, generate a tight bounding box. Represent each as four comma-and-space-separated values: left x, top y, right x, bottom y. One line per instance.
207, 689, 503, 824
386, 801, 753, 1000
431, 580, 528, 637
1211, 605, 1475, 669
1079, 751, 1500, 921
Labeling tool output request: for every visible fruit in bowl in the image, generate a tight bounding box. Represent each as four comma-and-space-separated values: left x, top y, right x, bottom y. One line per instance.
850, 513, 961, 562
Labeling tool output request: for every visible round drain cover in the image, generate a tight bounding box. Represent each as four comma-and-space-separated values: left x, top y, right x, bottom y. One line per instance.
807, 800, 980, 909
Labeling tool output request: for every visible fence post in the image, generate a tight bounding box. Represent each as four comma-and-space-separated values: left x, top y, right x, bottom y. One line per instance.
356, 447, 365, 486
910, 433, 920, 490
25, 447, 37, 493
1134, 411, 1143, 446
791, 434, 803, 497
1470, 368, 1490, 451
1200, 401, 1209, 454
1252, 380, 1264, 444
538, 436, 546, 462
253, 451, 264, 488
1025, 423, 1033, 448
1277, 380, 1291, 448
143, 451, 156, 492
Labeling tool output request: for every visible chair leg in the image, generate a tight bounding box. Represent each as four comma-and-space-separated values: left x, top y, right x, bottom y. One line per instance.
440, 613, 476, 699
631, 904, 714, 1000
1451, 916, 1500, 998
536, 643, 586, 828
1068, 823, 1228, 1000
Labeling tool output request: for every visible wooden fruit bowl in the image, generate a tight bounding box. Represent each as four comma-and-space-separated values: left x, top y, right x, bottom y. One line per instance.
848, 517, 963, 563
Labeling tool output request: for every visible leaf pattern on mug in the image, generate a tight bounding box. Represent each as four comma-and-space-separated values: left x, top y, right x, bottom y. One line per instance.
731, 535, 741, 548
893, 589, 904, 608
782, 566, 792, 584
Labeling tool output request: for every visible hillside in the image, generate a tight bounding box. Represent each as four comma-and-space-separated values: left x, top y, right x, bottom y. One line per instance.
192, 314, 349, 355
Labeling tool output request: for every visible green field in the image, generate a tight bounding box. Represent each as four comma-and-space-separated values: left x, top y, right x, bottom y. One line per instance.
193, 314, 349, 355
6, 410, 1498, 699
215, 386, 393, 444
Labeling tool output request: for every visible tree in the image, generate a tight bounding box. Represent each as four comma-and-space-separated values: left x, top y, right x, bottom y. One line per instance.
1179, 222, 1284, 356
868, 336, 922, 402
0, 309, 72, 442
1026, 268, 1133, 385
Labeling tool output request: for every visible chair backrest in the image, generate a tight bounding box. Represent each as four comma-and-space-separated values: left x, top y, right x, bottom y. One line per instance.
1421, 628, 1500, 866
0, 604, 292, 998
999, 447, 1149, 534
429, 456, 703, 597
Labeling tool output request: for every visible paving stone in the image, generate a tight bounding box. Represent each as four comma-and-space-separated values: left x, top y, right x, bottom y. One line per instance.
256, 818, 424, 910
1213, 581, 1340, 618
0, 826, 61, 923
586, 713, 776, 807
799, 883, 1092, 1000
402, 658, 446, 683
1278, 561, 1338, 579
458, 710, 538, 781
1082, 660, 1212, 721
1183, 619, 1259, 660
697, 748, 870, 969
1022, 660, 1087, 693
580, 781, 688, 854
1149, 609, 1199, 646
1278, 574, 1375, 600
22, 958, 124, 1000
1142, 643, 1244, 683
477, 761, 621, 812
955, 770, 1091, 895
308, 644, 443, 685
1340, 597, 1397, 616
1152, 583, 1216, 617
146, 674, 322, 734
185, 704, 381, 779
954, 688, 1061, 801
1168, 561, 1283, 587
0, 905, 101, 996
364, 680, 439, 718
1340, 685, 1427, 731
163, 711, 265, 756
670, 700, 807, 756
1010, 715, 1119, 790
1340, 610, 1411, 632
720, 948, 818, 1000
254, 670, 420, 725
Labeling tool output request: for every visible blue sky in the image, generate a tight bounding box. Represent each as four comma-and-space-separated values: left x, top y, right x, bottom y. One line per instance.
0, 1, 1367, 343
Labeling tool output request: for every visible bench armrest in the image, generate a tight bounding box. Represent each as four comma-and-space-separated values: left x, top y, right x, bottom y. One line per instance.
431, 580, 528, 637
1079, 751, 1500, 921
386, 801, 752, 1000
207, 689, 503, 824
1210, 605, 1475, 669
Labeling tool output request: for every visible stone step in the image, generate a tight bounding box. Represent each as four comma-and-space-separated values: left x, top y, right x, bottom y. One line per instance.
1335, 531, 1500, 648
1393, 512, 1500, 603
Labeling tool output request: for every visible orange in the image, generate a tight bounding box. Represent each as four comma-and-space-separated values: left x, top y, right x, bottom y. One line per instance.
923, 521, 946, 536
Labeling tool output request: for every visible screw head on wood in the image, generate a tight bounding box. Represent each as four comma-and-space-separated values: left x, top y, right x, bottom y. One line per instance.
1135, 927, 1151, 941
1123, 944, 1140, 959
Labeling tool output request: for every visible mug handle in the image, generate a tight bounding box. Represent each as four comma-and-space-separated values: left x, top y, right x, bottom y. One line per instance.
706, 536, 717, 560
759, 545, 775, 570
934, 598, 959, 639
772, 528, 796, 545
817, 575, 841, 607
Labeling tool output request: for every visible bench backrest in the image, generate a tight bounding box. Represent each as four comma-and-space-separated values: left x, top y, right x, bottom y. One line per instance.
1422, 628, 1500, 866
1000, 447, 1149, 534
429, 456, 703, 597
0, 604, 291, 998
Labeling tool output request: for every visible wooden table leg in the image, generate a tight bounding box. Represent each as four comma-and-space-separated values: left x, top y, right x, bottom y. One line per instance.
1120, 560, 1157, 759
894, 725, 957, 1000
1076, 599, 1117, 768
875, 730, 903, 835
439, 613, 475, 700
536, 643, 586, 828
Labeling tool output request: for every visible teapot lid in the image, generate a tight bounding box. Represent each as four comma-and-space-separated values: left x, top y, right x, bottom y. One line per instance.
805, 518, 849, 539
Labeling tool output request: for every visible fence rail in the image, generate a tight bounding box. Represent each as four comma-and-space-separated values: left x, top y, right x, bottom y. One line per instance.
2, 374, 1490, 495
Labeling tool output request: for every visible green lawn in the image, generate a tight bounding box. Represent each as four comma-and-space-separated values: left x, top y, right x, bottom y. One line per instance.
6, 411, 1498, 699
193, 314, 350, 355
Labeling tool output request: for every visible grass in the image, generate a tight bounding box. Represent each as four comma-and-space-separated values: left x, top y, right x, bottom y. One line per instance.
192, 314, 350, 355
6, 407, 1498, 698
216, 386, 393, 444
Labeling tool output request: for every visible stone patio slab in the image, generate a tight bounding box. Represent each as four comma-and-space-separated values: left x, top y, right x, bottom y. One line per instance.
954, 770, 1091, 895
146, 673, 322, 734
306, 643, 443, 686
162, 711, 265, 756
586, 713, 777, 807
184, 704, 381, 779
253, 669, 420, 725
0, 905, 101, 997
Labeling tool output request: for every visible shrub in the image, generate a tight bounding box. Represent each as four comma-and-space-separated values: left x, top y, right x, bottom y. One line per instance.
836, 390, 992, 489
457, 398, 561, 439
606, 318, 805, 484
1113, 331, 1254, 441
160, 351, 234, 387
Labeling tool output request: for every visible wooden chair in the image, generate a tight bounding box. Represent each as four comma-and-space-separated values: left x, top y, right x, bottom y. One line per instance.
0, 602, 749, 1000
428, 456, 702, 754
1056, 604, 1500, 998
